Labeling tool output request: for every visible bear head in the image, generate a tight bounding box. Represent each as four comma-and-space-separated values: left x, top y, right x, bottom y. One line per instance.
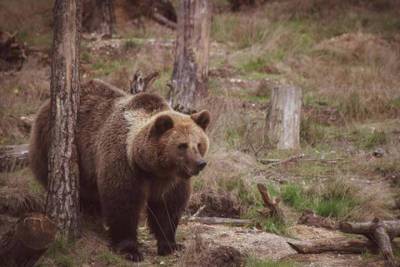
133, 110, 211, 179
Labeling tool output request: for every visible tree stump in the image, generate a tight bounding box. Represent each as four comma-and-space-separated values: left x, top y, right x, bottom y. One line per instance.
47, 0, 81, 239
0, 213, 57, 267
265, 85, 302, 150
168, 0, 211, 113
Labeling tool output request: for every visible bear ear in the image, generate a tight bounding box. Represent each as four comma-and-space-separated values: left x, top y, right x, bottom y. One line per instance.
151, 114, 174, 137
191, 110, 210, 131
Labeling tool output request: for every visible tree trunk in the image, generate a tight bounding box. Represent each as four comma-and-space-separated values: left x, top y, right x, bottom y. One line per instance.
168, 0, 211, 113
266, 85, 302, 150
47, 0, 81, 239
83, 0, 114, 37
0, 213, 57, 267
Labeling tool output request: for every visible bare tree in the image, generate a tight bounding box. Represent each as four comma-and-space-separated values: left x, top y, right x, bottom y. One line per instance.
46, 0, 81, 239
168, 0, 211, 113
83, 0, 114, 37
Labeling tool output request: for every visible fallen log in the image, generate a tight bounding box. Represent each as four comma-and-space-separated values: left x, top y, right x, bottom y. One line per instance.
288, 238, 375, 254
0, 213, 57, 267
0, 144, 29, 172
257, 183, 285, 223
298, 210, 337, 230
339, 218, 400, 267
188, 216, 252, 226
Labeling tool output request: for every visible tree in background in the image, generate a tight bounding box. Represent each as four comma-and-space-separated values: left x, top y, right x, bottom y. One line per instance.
46, 0, 81, 239
83, 0, 115, 37
168, 0, 211, 113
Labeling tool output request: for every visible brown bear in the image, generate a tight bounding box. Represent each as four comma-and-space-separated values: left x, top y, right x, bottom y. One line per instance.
29, 79, 210, 261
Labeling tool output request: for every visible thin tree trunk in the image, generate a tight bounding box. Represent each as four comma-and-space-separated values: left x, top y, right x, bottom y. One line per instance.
83, 0, 114, 37
265, 85, 302, 150
98, 0, 114, 37
168, 0, 211, 113
47, 0, 81, 239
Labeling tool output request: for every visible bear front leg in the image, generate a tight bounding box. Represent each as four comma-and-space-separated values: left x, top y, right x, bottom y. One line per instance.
147, 181, 190, 256
100, 179, 146, 262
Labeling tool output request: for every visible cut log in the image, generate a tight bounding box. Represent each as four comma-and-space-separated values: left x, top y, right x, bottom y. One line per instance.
265, 85, 302, 150
0, 213, 57, 267
129, 70, 159, 94
188, 217, 252, 226
288, 238, 375, 254
0, 144, 29, 173
257, 183, 285, 223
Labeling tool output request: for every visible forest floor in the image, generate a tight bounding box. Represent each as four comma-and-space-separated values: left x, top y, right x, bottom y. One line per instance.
1, 0, 400, 266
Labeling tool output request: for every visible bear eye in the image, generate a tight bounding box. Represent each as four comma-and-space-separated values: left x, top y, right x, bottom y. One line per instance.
178, 143, 188, 150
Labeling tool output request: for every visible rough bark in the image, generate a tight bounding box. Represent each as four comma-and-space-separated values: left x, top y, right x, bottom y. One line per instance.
83, 0, 114, 37
266, 85, 302, 150
0, 144, 29, 173
257, 183, 285, 223
0, 213, 57, 267
0, 31, 26, 72
288, 238, 375, 254
168, 0, 211, 113
46, 0, 81, 239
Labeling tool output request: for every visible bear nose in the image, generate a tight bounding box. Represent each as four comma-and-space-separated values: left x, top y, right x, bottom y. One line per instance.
196, 160, 207, 171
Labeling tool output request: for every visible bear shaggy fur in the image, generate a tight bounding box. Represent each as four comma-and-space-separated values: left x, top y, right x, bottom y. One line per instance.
29, 79, 210, 261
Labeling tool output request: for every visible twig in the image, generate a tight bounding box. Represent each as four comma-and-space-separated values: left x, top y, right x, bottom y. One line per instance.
188, 217, 252, 226
151, 12, 177, 30
258, 154, 305, 166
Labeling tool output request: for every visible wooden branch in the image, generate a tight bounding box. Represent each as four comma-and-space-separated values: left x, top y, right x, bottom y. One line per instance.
151, 12, 177, 30
129, 70, 159, 94
256, 183, 285, 223
188, 217, 252, 226
0, 213, 57, 267
288, 238, 375, 254
298, 210, 337, 230
0, 144, 29, 172
338, 218, 400, 267
259, 154, 305, 166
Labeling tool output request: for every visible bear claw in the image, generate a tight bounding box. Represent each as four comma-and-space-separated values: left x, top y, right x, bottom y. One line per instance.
115, 240, 144, 262
157, 242, 185, 256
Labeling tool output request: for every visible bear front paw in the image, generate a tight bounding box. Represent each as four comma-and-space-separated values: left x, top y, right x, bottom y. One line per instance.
114, 240, 144, 262
157, 242, 185, 256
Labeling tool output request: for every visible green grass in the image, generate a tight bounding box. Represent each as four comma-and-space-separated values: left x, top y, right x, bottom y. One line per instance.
350, 128, 388, 150
246, 257, 299, 267
96, 251, 128, 266
91, 59, 128, 77
39, 238, 75, 267
280, 179, 360, 220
